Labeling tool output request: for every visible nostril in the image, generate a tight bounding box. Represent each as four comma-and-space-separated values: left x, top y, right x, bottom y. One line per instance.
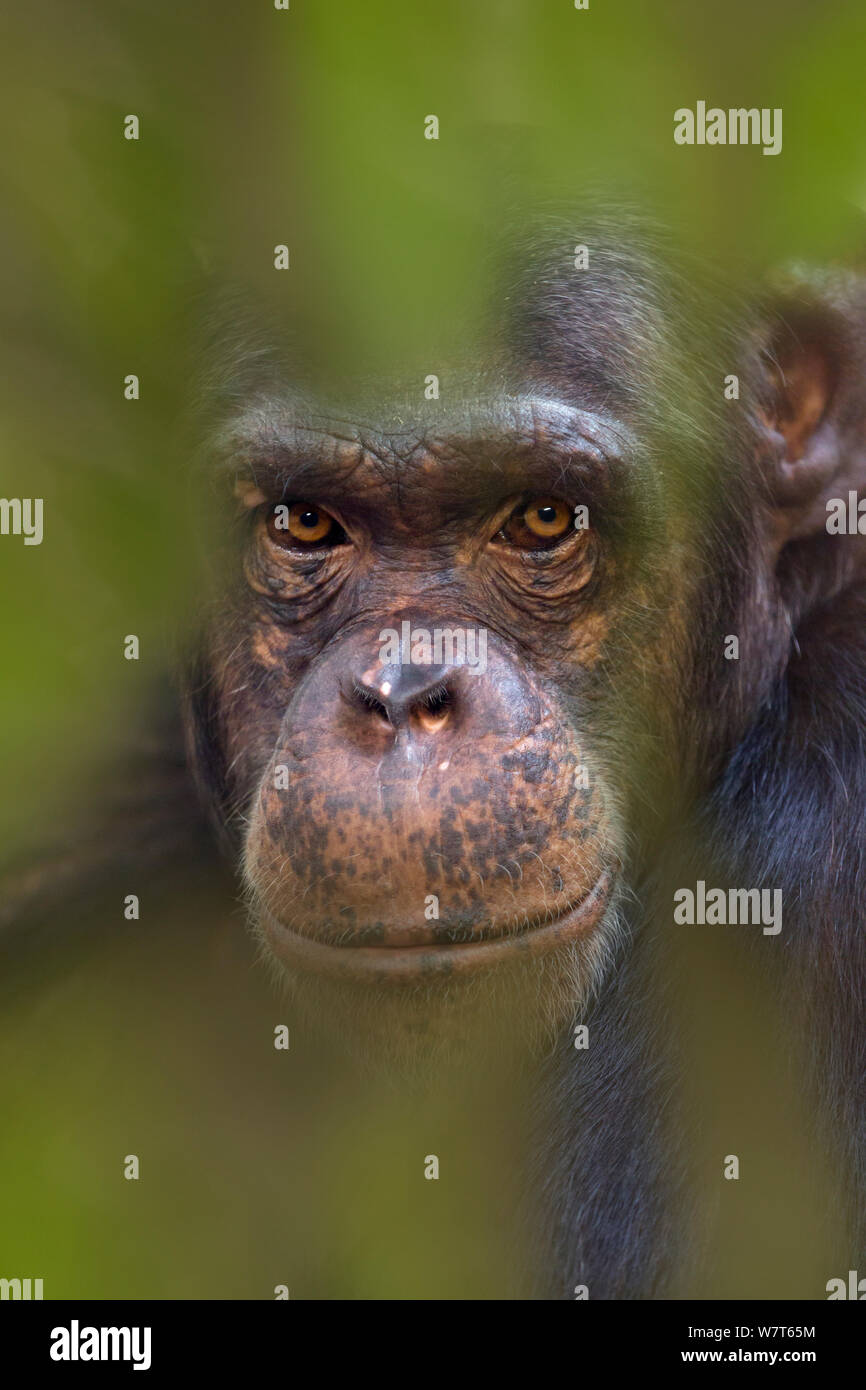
352, 682, 391, 723
419, 684, 453, 720
423, 683, 453, 717
413, 683, 454, 733
345, 662, 462, 732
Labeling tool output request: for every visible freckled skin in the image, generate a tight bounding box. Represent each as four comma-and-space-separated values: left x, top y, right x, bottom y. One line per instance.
244, 625, 611, 947
196, 412, 682, 1019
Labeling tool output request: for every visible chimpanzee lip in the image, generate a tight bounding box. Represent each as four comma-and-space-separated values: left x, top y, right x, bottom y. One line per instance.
259, 869, 614, 983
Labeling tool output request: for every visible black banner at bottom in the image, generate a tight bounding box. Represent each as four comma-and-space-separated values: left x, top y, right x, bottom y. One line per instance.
1, 1298, 861, 1375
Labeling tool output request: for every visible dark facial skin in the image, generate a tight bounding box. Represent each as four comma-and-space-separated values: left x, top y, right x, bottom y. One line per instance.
186, 230, 866, 1084
199, 393, 687, 1035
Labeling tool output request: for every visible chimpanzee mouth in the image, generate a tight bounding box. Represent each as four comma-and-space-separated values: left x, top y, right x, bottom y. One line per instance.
259, 868, 615, 982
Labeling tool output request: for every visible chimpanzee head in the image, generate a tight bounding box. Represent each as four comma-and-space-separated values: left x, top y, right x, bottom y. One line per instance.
184, 214, 866, 1062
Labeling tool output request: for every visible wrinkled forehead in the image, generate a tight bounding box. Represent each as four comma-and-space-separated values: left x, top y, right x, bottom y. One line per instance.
220, 394, 641, 516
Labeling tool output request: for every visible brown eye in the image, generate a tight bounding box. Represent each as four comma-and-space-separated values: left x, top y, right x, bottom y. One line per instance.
267, 502, 345, 548
499, 498, 573, 549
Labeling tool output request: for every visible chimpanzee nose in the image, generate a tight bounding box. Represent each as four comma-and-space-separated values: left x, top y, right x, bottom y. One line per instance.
348, 661, 457, 731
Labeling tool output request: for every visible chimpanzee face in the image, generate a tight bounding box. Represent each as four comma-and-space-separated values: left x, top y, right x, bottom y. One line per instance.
197, 388, 697, 1053
190, 233, 858, 1062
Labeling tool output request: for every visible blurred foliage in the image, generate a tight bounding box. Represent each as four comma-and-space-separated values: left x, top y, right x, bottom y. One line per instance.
0, 0, 863, 1298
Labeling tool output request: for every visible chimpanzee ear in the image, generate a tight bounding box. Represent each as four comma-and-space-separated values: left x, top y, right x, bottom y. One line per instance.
754, 273, 866, 541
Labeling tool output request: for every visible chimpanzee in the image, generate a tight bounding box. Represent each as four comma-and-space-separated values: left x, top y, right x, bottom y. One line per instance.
6, 211, 866, 1298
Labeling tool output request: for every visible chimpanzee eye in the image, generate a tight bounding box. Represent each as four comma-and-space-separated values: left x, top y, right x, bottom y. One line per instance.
266, 501, 347, 549
497, 498, 574, 549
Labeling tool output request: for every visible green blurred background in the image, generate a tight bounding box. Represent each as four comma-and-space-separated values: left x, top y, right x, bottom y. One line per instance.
0, 0, 863, 1298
